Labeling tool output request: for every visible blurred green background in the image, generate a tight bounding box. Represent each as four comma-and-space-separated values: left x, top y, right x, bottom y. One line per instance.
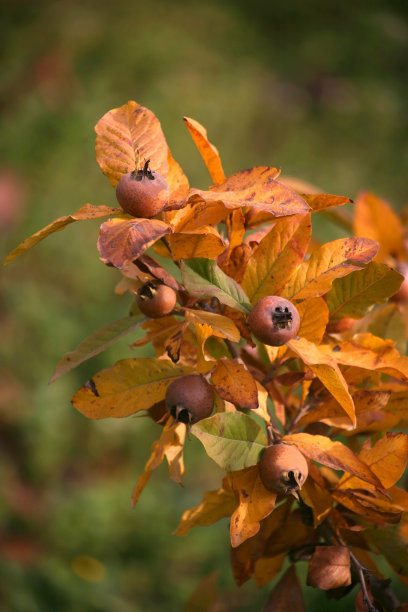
1, 0, 408, 610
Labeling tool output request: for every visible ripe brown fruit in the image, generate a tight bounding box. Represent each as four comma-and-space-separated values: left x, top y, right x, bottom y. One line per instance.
248, 296, 300, 346
391, 262, 408, 303
165, 374, 214, 425
136, 282, 177, 318
326, 317, 358, 334
259, 443, 308, 494
116, 160, 169, 218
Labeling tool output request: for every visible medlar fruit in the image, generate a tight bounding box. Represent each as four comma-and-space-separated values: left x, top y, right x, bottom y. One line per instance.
165, 374, 214, 425
248, 296, 300, 346
116, 160, 169, 218
136, 282, 177, 318
259, 443, 308, 494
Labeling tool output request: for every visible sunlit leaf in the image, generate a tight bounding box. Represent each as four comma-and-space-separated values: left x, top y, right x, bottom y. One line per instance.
302, 193, 353, 213
166, 149, 189, 200
183, 308, 240, 342
183, 117, 226, 185
4, 204, 118, 265
296, 297, 329, 344
174, 481, 236, 536
281, 238, 379, 300
189, 167, 311, 217
168, 198, 228, 232
168, 226, 226, 260
50, 314, 146, 383
97, 217, 171, 268
180, 258, 251, 313
287, 337, 356, 426
283, 433, 382, 488
191, 412, 267, 471
241, 214, 311, 304
353, 190, 405, 263
72, 358, 194, 419
229, 465, 276, 547
211, 359, 258, 409
326, 262, 403, 321
95, 100, 169, 187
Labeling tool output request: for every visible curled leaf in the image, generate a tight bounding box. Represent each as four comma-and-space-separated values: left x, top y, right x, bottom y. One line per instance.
183, 117, 226, 185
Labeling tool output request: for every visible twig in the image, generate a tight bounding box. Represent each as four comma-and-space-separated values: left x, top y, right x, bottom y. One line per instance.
225, 339, 240, 359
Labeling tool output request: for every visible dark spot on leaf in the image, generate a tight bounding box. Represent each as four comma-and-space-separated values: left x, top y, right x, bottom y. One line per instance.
241, 488, 249, 499
332, 345, 341, 352
84, 378, 99, 396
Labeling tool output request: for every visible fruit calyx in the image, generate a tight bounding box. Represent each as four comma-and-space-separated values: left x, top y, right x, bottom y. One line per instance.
134, 159, 155, 182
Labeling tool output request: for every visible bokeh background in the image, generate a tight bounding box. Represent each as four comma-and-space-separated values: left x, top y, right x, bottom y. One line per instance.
1, 1, 408, 610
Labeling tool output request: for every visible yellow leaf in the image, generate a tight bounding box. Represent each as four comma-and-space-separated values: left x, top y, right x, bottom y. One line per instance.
287, 337, 355, 426
241, 214, 311, 303
281, 237, 378, 299
296, 297, 329, 344
183, 307, 240, 342
183, 117, 226, 185
302, 193, 353, 212
230, 465, 276, 548
211, 359, 258, 410
72, 358, 194, 419
174, 482, 236, 536
353, 190, 405, 263
300, 477, 332, 527
193, 323, 217, 373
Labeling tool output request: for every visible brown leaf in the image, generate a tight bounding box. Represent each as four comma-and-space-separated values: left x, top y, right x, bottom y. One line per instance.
263, 565, 305, 612
353, 190, 405, 263
212, 359, 258, 410
189, 167, 311, 217
281, 238, 379, 300
283, 433, 382, 488
307, 546, 351, 590
174, 482, 236, 536
135, 253, 183, 291
253, 554, 286, 588
4, 204, 118, 265
241, 214, 311, 303
97, 217, 171, 269
230, 465, 277, 548
183, 117, 226, 185
332, 489, 402, 524
95, 101, 169, 187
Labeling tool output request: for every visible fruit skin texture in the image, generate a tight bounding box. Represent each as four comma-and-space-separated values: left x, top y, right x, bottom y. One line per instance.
259, 443, 308, 494
136, 282, 177, 318
248, 296, 300, 346
165, 374, 214, 425
116, 162, 169, 218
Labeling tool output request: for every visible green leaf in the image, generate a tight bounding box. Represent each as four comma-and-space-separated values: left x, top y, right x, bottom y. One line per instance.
191, 412, 267, 471
180, 258, 251, 314
366, 304, 406, 355
49, 314, 146, 383
366, 527, 408, 576
327, 262, 404, 321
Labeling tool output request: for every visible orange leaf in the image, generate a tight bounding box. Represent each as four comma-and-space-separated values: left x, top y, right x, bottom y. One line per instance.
339, 433, 408, 490
4, 204, 118, 265
296, 297, 329, 344
211, 359, 258, 410
307, 546, 351, 590
166, 149, 189, 201
167, 226, 226, 260
302, 193, 353, 212
281, 237, 379, 300
353, 190, 405, 263
95, 101, 169, 187
300, 477, 332, 527
183, 117, 226, 185
287, 337, 356, 426
183, 308, 240, 342
253, 554, 286, 588
283, 433, 382, 488
174, 481, 236, 536
263, 565, 305, 612
189, 167, 311, 217
241, 214, 311, 303
331, 489, 401, 524
192, 323, 217, 373
168, 198, 228, 232
97, 217, 171, 269
230, 465, 277, 547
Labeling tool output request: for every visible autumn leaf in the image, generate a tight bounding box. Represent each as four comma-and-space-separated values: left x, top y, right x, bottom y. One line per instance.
185, 572, 218, 612
168, 198, 228, 232
211, 359, 258, 409
4, 204, 118, 265
174, 481, 236, 536
296, 297, 329, 344
307, 546, 351, 590
192, 323, 217, 372
183, 117, 226, 185
281, 237, 379, 300
283, 433, 382, 488
183, 308, 240, 342
302, 193, 353, 213
49, 314, 146, 383
338, 433, 408, 490
191, 412, 267, 471
134, 253, 183, 291
241, 214, 311, 304
353, 190, 405, 263
72, 358, 194, 419
189, 167, 311, 217
365, 303, 406, 356
332, 489, 402, 524
326, 262, 404, 321
180, 258, 251, 313
287, 337, 356, 426
229, 465, 277, 547
366, 527, 408, 576
300, 477, 332, 527
97, 217, 171, 269
263, 565, 305, 612
166, 149, 189, 201
95, 100, 169, 187
167, 226, 226, 260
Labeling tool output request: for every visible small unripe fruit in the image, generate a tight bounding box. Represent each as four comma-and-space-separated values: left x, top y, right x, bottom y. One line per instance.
116, 160, 169, 218
259, 443, 308, 494
136, 282, 177, 318
248, 296, 300, 346
165, 374, 214, 425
